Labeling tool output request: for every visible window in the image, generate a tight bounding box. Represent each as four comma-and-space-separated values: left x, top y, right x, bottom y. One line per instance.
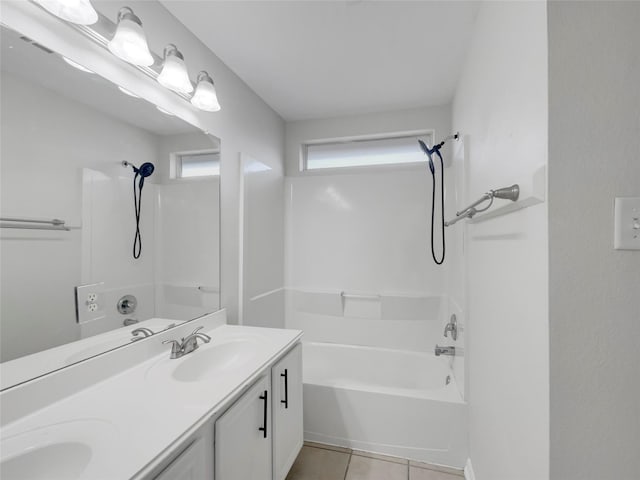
176, 151, 220, 178
303, 132, 433, 171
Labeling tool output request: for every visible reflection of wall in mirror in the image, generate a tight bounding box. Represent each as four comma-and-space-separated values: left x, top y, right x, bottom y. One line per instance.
0, 70, 157, 361
155, 133, 221, 319
0, 70, 220, 362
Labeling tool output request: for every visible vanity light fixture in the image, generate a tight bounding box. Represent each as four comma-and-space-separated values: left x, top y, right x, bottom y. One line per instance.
32, 1, 221, 112
62, 56, 94, 73
34, 0, 98, 25
118, 86, 140, 98
191, 71, 221, 112
108, 7, 154, 67
157, 44, 194, 94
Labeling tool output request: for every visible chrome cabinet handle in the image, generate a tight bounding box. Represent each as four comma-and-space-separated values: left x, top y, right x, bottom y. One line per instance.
258, 390, 268, 439
281, 369, 289, 409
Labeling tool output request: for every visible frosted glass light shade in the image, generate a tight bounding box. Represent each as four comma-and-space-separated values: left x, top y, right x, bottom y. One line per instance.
62, 56, 94, 73
35, 0, 98, 25
157, 45, 193, 94
118, 86, 140, 98
191, 71, 221, 112
108, 8, 154, 67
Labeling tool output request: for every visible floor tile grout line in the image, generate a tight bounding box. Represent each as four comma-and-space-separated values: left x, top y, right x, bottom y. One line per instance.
343, 452, 353, 480
302, 441, 464, 478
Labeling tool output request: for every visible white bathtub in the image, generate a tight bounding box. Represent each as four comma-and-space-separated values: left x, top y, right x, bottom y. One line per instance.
302, 342, 467, 468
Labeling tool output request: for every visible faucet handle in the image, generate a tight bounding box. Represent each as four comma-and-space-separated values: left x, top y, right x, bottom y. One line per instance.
190, 326, 211, 342
190, 326, 204, 335
162, 339, 183, 358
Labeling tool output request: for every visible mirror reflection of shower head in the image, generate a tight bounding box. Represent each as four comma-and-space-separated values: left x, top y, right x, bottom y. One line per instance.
122, 161, 155, 177
122, 160, 155, 259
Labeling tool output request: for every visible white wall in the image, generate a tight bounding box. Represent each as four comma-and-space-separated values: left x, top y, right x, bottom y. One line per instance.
548, 3, 640, 479
451, 2, 548, 479
284, 107, 452, 351
240, 154, 285, 329
1, 0, 286, 325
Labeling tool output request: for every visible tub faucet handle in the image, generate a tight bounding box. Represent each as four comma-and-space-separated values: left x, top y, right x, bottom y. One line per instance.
443, 314, 458, 341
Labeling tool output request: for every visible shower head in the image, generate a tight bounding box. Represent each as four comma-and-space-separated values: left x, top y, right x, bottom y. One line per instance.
122, 161, 155, 177
418, 139, 431, 156
491, 184, 519, 202
418, 140, 435, 174
137, 162, 155, 177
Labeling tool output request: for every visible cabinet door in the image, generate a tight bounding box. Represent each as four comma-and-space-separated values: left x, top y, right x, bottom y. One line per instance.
271, 344, 303, 480
215, 375, 272, 480
153, 435, 210, 480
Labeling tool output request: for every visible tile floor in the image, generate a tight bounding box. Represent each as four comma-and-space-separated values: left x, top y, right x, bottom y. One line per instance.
286, 442, 464, 480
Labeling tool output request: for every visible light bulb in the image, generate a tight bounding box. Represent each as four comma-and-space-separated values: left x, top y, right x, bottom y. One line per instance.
157, 44, 193, 94
191, 71, 221, 112
34, 0, 98, 25
108, 7, 154, 67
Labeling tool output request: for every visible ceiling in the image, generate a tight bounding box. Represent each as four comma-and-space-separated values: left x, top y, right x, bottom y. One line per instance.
161, 0, 479, 121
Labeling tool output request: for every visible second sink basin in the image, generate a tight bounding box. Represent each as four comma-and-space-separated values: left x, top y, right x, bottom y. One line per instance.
1, 442, 92, 479
0, 419, 118, 480
172, 340, 258, 382
145, 334, 262, 384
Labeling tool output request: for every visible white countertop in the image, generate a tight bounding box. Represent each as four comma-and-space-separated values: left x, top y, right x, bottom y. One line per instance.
0, 317, 184, 391
0, 316, 302, 479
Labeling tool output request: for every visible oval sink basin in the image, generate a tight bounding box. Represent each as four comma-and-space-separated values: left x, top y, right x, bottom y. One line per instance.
172, 340, 258, 382
1, 419, 117, 480
1, 442, 92, 479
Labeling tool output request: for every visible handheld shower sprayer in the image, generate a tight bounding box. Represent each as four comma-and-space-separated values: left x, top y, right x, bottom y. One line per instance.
418, 132, 459, 265
446, 184, 520, 226
122, 160, 155, 259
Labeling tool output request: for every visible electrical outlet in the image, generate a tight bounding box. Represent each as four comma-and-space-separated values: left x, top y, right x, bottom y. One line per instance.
75, 282, 105, 324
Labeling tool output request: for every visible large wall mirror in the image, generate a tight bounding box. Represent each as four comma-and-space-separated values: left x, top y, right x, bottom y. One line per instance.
0, 25, 221, 389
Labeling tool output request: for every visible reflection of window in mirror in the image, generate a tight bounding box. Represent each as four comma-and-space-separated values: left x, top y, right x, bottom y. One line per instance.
170, 150, 220, 179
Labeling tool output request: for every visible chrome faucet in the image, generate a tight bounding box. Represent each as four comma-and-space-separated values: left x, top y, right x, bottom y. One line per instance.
163, 326, 211, 359
435, 345, 456, 356
181, 326, 211, 355
443, 314, 458, 341
131, 327, 154, 341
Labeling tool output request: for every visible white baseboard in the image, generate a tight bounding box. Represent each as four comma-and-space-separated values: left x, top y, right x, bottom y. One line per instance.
464, 458, 476, 480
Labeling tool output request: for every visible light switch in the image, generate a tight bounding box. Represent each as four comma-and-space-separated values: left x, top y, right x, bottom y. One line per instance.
614, 197, 640, 250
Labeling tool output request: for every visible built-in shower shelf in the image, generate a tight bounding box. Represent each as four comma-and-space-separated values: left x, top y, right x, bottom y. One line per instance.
467, 165, 546, 224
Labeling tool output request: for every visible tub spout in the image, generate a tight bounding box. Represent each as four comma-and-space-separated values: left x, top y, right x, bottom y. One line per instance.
435, 345, 455, 357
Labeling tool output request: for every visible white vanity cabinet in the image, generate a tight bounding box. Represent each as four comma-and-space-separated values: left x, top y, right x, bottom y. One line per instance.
271, 344, 303, 480
153, 433, 213, 480
214, 342, 303, 480
215, 375, 272, 480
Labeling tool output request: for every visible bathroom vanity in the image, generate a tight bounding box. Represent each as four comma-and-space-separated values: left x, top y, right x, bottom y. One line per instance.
0, 310, 304, 480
